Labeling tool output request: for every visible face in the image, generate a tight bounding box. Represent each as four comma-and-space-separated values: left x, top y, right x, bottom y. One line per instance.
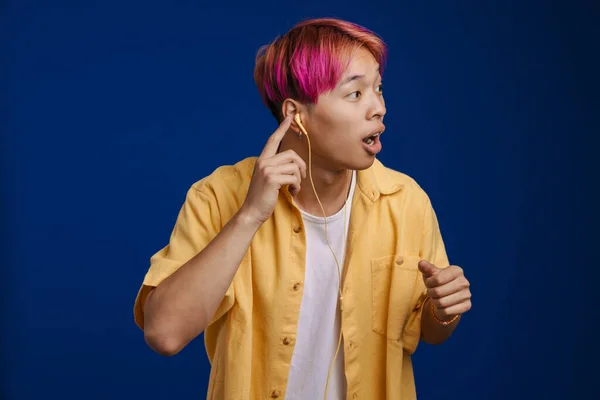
301, 47, 386, 171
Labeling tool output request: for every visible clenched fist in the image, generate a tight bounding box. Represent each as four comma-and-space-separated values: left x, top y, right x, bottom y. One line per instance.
418, 260, 472, 321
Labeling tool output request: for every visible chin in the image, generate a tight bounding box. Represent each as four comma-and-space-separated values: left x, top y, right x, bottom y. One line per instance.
348, 155, 377, 171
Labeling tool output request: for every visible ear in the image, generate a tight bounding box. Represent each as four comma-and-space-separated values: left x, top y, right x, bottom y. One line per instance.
281, 99, 305, 134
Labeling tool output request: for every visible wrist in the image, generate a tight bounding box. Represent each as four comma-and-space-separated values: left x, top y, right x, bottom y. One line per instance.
427, 297, 459, 326
235, 206, 264, 232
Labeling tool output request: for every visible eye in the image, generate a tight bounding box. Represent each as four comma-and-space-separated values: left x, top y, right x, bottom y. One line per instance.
377, 84, 384, 93
348, 91, 361, 99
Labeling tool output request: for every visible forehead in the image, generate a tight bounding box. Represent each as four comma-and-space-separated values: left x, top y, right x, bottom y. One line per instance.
310, 47, 381, 107
342, 47, 380, 77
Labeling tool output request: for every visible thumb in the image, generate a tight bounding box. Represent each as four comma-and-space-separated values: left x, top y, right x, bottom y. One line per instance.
418, 260, 439, 279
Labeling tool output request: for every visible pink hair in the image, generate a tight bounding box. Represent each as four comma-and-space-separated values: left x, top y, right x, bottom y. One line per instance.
254, 18, 388, 121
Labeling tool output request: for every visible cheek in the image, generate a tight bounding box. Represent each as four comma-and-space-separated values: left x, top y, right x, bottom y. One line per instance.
319, 123, 354, 149
315, 112, 356, 142
308, 101, 360, 147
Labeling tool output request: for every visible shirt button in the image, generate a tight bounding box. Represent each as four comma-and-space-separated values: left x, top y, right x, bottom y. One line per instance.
293, 282, 302, 291
396, 257, 404, 266
271, 390, 281, 398
293, 226, 301, 233
283, 337, 291, 345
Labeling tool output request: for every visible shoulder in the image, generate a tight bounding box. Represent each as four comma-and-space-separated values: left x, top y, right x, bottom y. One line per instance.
369, 158, 432, 205
179, 158, 257, 220
189, 157, 257, 197
371, 160, 441, 233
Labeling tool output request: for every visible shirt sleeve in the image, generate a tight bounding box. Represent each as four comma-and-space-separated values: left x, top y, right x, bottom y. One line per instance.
133, 185, 235, 330
401, 197, 450, 354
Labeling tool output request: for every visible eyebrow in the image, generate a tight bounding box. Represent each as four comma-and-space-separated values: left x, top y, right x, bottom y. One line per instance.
339, 66, 380, 87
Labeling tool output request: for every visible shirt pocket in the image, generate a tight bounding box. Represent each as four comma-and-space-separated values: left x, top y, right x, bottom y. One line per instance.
371, 254, 420, 340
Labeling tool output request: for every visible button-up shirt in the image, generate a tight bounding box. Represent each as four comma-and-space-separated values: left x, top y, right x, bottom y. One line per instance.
134, 156, 450, 399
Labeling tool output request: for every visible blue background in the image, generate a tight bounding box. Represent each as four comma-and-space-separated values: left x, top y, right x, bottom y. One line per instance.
2, 0, 598, 399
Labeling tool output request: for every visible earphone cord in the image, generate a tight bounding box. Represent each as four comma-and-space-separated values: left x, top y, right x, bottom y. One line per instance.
296, 120, 347, 400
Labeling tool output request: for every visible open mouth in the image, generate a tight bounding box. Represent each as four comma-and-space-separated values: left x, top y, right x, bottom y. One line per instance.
362, 132, 381, 145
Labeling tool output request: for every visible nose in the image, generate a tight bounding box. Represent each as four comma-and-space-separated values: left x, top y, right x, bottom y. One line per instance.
368, 92, 386, 121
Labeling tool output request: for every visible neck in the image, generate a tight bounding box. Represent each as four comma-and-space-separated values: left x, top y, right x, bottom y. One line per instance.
278, 135, 352, 217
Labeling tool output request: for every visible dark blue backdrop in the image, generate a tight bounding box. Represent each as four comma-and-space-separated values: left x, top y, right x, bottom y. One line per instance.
2, 0, 598, 399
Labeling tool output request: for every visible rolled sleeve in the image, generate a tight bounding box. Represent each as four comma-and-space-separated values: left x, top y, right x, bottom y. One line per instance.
401, 198, 449, 354
133, 185, 235, 330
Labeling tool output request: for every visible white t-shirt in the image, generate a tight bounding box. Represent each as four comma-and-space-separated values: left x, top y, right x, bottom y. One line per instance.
285, 170, 357, 400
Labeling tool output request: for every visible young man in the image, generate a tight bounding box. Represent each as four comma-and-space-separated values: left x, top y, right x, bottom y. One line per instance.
134, 18, 472, 400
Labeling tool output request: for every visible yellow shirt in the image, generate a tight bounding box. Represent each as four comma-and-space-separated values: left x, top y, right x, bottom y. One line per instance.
134, 156, 449, 400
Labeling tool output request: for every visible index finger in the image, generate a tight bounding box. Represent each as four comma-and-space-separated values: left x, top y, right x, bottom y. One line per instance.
259, 114, 293, 159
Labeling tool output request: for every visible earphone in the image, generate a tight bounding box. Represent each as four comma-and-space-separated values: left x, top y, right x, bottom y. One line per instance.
294, 113, 306, 139
293, 113, 347, 400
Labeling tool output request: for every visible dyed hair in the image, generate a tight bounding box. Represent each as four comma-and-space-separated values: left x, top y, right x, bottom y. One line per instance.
254, 18, 388, 122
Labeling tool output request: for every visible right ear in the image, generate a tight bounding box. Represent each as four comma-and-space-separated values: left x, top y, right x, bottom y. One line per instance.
281, 99, 303, 134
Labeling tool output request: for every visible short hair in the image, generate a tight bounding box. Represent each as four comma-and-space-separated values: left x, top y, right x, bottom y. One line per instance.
253, 18, 388, 122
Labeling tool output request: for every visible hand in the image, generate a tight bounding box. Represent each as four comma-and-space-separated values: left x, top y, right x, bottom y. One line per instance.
418, 260, 472, 321
240, 114, 307, 226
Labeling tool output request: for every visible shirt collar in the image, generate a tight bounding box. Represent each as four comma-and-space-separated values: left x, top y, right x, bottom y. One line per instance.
251, 157, 404, 205
356, 158, 405, 202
